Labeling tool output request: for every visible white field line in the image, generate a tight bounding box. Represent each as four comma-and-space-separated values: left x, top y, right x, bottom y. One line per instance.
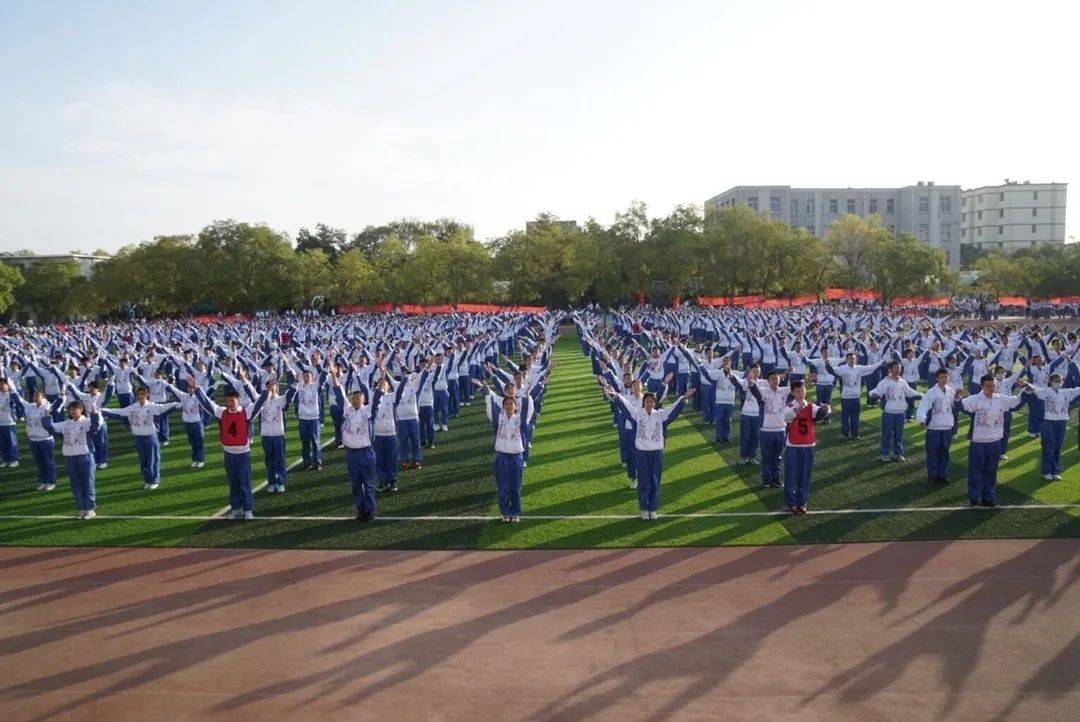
3, 503, 1079, 523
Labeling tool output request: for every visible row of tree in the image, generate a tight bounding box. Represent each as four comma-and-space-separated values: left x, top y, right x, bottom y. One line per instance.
1, 204, 1070, 321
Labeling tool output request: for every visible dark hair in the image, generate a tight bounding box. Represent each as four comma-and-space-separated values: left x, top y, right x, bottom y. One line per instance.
935, 368, 948, 378
980, 374, 995, 386
642, 392, 656, 403
68, 400, 84, 413
789, 379, 804, 391
766, 369, 779, 379
136, 386, 149, 394
225, 390, 241, 399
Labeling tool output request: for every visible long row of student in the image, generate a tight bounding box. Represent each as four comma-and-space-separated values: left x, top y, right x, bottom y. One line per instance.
575, 306, 1078, 517
0, 312, 559, 521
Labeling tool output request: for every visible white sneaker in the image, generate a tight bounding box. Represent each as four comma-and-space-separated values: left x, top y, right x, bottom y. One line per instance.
629, 480, 638, 489
1043, 474, 1054, 480
501, 516, 510, 522
143, 482, 151, 490
510, 516, 520, 523
1028, 433, 1037, 438
96, 463, 107, 469
243, 511, 254, 520
147, 482, 159, 490
226, 509, 243, 520
162, 440, 170, 446
196, 461, 205, 468
75, 510, 86, 519
36, 483, 46, 491
190, 462, 198, 468
649, 511, 658, 520
45, 483, 56, 491
8, 460, 18, 468
83, 509, 96, 520
641, 511, 649, 520
999, 454, 1008, 461
1052, 474, 1062, 481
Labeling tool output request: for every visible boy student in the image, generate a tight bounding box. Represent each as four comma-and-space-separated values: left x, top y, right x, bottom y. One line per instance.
329, 369, 379, 522
394, 365, 429, 470
8, 386, 63, 490
915, 369, 964, 484
166, 376, 209, 468
253, 374, 297, 493
867, 361, 922, 462
959, 374, 1025, 508
292, 365, 327, 471
747, 369, 791, 488
0, 376, 20, 467
781, 380, 830, 514
41, 400, 96, 519
477, 379, 535, 522
191, 372, 268, 520
826, 352, 883, 441
1027, 373, 1080, 481
371, 372, 400, 493
101, 387, 180, 490
604, 383, 694, 521
63, 376, 114, 470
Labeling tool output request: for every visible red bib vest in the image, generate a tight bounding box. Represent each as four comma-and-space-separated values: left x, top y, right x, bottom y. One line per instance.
219, 409, 249, 446
786, 404, 817, 445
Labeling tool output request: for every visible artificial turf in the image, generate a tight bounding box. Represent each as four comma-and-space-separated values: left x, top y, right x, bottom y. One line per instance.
0, 329, 1077, 550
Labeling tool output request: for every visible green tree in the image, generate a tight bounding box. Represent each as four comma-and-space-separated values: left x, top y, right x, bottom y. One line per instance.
825, 213, 890, 288
866, 232, 953, 303
330, 248, 384, 305
296, 224, 346, 260
15, 260, 85, 320
196, 220, 296, 312
0, 263, 25, 316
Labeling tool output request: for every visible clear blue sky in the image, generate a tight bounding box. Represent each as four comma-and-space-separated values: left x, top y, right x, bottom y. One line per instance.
1, 0, 1075, 253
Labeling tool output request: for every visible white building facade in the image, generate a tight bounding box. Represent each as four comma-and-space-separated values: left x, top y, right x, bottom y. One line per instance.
706, 181, 961, 268
960, 180, 1067, 253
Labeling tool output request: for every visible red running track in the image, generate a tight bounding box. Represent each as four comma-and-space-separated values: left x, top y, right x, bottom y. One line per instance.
0, 540, 1076, 721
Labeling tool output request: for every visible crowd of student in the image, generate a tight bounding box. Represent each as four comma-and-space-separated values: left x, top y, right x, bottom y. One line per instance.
0, 312, 559, 521
576, 306, 1079, 517
1, 304, 1077, 524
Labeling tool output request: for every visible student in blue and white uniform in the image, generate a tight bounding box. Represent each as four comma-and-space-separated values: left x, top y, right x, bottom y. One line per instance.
41, 400, 96, 519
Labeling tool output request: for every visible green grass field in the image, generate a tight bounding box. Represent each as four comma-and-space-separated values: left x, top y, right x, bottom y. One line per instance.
1, 330, 1077, 550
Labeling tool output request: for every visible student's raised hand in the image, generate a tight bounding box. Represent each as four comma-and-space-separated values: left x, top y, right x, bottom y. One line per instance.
685, 387, 696, 398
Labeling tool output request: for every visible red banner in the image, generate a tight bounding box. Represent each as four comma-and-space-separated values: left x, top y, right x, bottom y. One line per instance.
997, 296, 1028, 307
1050, 295, 1080, 304
825, 288, 880, 301
423, 305, 451, 314
400, 304, 425, 315
891, 296, 951, 307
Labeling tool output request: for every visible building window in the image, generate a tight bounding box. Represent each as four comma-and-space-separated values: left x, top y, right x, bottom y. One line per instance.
961, 212, 966, 222
886, 198, 894, 214
918, 196, 929, 212
806, 199, 815, 214
939, 196, 952, 213
919, 224, 929, 240
1032, 224, 1038, 233
770, 196, 781, 214
999, 192, 1004, 201
846, 198, 856, 213
748, 196, 758, 211
979, 195, 984, 205
1032, 208, 1038, 217
790, 199, 798, 218
999, 225, 1004, 234
869, 198, 878, 214
977, 227, 983, 237
940, 223, 951, 241
977, 210, 982, 220
829, 198, 838, 214
1033, 190, 1039, 199
998, 209, 1004, 218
